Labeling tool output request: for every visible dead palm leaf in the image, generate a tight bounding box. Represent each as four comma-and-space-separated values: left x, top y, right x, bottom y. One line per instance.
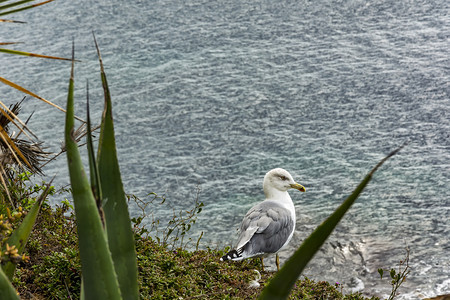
0, 48, 74, 60
0, 77, 85, 123
0, 101, 49, 170
0, 99, 38, 141
0, 0, 73, 208
0, 19, 25, 23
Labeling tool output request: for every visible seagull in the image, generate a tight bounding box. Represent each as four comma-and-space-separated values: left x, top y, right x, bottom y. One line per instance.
220, 168, 305, 271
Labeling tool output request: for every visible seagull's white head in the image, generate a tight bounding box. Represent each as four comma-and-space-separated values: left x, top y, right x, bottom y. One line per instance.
263, 168, 306, 197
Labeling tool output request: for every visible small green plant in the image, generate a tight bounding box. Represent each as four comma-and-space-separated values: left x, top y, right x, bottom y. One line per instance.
0, 169, 55, 213
129, 189, 204, 250
32, 247, 81, 299
378, 248, 410, 300
128, 192, 166, 240
12, 202, 79, 298
164, 190, 204, 250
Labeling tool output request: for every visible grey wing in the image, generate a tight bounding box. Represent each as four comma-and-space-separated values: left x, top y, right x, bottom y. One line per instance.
236, 201, 294, 256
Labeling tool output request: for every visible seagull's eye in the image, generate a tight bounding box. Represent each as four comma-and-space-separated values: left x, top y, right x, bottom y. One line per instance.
279, 175, 287, 181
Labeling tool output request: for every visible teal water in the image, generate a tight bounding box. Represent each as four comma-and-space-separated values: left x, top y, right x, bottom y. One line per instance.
1, 0, 449, 297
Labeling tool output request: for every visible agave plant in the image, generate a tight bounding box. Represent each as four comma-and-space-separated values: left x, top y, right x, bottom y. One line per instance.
64, 38, 139, 300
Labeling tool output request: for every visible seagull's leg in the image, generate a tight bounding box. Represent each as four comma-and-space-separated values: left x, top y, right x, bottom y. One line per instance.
260, 257, 265, 272
276, 254, 280, 271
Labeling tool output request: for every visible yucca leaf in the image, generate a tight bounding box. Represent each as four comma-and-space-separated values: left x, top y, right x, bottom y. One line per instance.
94, 34, 139, 300
65, 44, 121, 300
1, 178, 53, 280
0, 48, 73, 60
0, 268, 19, 300
0, 0, 54, 16
0, 76, 85, 123
259, 144, 406, 300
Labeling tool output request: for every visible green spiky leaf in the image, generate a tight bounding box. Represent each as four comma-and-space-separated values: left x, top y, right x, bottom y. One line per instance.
65, 44, 121, 300
85, 80, 103, 225
2, 178, 53, 280
0, 268, 19, 300
94, 34, 139, 300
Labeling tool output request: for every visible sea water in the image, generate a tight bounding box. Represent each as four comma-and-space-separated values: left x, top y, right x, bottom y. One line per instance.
1, 0, 449, 298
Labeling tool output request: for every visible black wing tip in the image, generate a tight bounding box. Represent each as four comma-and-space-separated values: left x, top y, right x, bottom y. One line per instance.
220, 249, 242, 261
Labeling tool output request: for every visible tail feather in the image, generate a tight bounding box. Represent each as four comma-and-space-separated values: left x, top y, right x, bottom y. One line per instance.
220, 248, 243, 261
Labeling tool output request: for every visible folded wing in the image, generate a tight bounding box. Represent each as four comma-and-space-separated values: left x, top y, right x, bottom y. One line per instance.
235, 201, 294, 259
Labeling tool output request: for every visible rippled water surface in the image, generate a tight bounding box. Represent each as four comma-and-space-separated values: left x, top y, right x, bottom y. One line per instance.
2, 0, 449, 297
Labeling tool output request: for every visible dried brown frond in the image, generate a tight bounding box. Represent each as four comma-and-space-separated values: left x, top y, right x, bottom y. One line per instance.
0, 100, 21, 131
10, 139, 49, 174
0, 101, 49, 176
59, 122, 101, 152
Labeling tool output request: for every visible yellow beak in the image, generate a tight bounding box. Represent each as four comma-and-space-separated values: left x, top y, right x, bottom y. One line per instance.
290, 183, 306, 192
